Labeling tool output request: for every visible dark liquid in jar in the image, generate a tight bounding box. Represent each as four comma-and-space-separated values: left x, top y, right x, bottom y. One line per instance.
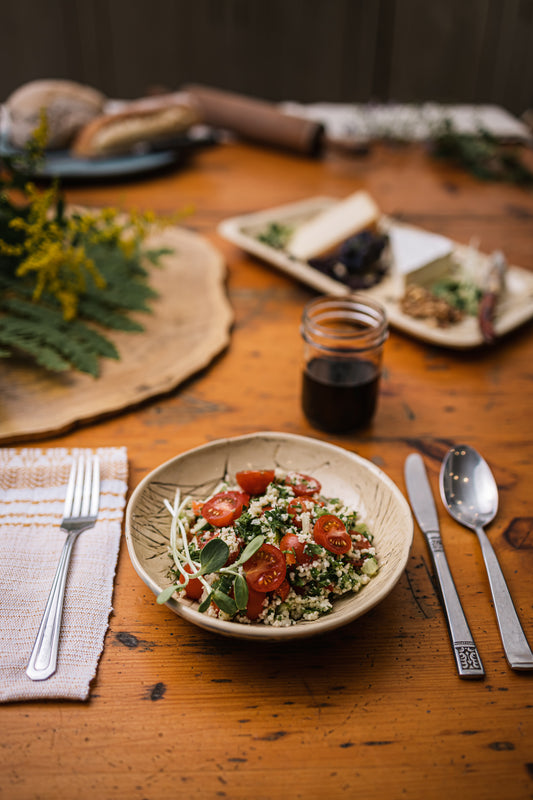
302, 357, 380, 433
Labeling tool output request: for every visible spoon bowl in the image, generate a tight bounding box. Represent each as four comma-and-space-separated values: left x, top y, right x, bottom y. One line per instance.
440, 445, 498, 531
440, 444, 533, 670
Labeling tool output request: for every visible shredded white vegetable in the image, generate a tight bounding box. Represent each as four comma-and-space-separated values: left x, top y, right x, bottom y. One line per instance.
165, 490, 210, 593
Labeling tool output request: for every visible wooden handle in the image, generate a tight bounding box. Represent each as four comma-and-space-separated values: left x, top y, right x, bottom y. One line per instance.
184, 84, 324, 156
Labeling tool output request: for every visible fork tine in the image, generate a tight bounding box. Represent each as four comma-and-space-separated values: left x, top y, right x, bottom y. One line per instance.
80, 453, 93, 517
63, 456, 78, 518
71, 454, 86, 519
89, 456, 101, 518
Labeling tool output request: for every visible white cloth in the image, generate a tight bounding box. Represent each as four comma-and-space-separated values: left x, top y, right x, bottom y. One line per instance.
0, 446, 128, 702
280, 101, 532, 143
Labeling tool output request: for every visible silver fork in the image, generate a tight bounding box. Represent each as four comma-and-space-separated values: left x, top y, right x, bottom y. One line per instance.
26, 452, 100, 681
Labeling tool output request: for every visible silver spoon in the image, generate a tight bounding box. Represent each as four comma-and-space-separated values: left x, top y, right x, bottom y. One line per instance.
440, 445, 533, 670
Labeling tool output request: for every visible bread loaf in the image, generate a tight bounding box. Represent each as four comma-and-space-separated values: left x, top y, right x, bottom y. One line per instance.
5, 79, 106, 149
287, 191, 380, 261
71, 102, 198, 158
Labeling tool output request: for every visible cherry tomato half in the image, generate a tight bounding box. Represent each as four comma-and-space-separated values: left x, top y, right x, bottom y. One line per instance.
279, 532, 313, 566
236, 469, 275, 495
313, 514, 352, 555
285, 473, 321, 497
202, 491, 249, 527
274, 579, 290, 602
353, 533, 372, 549
287, 497, 324, 528
179, 563, 203, 600
245, 585, 266, 620
244, 543, 286, 592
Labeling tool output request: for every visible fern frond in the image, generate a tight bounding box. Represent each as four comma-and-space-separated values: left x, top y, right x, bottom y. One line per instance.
143, 247, 174, 266
0, 144, 173, 376
1, 297, 120, 360
0, 320, 72, 372
76, 296, 145, 331
0, 298, 124, 375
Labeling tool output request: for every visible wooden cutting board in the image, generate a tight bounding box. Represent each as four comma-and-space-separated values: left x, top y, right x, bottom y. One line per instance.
0, 225, 233, 443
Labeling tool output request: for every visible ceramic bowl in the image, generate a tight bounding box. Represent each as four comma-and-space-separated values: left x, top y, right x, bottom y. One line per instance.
125, 431, 413, 641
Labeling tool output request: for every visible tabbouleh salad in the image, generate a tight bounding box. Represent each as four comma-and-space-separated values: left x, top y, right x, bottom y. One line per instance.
157, 468, 378, 626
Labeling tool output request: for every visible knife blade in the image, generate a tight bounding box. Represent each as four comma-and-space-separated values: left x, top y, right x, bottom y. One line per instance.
478, 250, 507, 344
404, 453, 485, 679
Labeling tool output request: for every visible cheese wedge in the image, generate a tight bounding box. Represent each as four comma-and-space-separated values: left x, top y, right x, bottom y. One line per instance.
287, 191, 380, 261
388, 224, 453, 287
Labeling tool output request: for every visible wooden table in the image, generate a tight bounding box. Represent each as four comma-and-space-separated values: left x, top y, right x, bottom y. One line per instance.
2, 139, 533, 800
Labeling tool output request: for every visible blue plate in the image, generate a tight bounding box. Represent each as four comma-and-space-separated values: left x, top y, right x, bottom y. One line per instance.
0, 132, 215, 181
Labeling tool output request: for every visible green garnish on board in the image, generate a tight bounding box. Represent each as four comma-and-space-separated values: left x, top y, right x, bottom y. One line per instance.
431, 276, 482, 316
0, 112, 173, 376
257, 221, 293, 250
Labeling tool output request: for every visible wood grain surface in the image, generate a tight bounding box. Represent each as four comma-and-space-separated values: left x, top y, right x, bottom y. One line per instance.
1, 139, 532, 800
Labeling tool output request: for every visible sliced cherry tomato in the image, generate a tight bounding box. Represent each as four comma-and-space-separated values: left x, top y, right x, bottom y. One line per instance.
313, 514, 352, 555
196, 530, 214, 548
353, 533, 372, 549
279, 532, 312, 565
287, 497, 324, 528
179, 563, 203, 600
201, 491, 249, 527
244, 543, 286, 592
236, 469, 275, 495
245, 585, 266, 620
274, 579, 290, 602
285, 473, 321, 497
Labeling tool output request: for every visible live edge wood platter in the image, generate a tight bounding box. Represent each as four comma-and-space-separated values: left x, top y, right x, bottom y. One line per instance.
0, 226, 233, 443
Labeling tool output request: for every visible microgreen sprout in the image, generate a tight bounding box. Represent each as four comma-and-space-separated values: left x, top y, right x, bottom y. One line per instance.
157, 489, 210, 603
196, 534, 266, 614
157, 491, 265, 613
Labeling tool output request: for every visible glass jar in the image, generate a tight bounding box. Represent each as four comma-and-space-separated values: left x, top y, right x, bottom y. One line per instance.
301, 294, 388, 433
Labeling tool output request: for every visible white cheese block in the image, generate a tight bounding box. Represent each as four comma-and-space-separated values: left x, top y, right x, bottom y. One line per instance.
287, 191, 380, 260
388, 224, 453, 286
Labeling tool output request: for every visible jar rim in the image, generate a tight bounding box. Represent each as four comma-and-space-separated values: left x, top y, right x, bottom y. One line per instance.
302, 294, 388, 350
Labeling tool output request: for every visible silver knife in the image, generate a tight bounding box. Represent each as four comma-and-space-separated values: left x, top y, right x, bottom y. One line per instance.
404, 453, 485, 679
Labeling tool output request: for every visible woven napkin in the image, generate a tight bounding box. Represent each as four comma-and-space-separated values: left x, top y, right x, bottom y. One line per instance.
0, 446, 128, 703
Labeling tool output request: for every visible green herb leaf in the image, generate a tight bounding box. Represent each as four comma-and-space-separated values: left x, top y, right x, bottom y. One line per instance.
257, 221, 293, 250
156, 584, 179, 604
212, 589, 238, 617
233, 574, 249, 610
198, 593, 213, 613
233, 511, 261, 542
199, 538, 230, 574
262, 506, 290, 537
233, 535, 265, 567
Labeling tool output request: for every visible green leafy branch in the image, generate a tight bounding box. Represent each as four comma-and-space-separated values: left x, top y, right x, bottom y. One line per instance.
0, 115, 174, 376
431, 119, 533, 186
